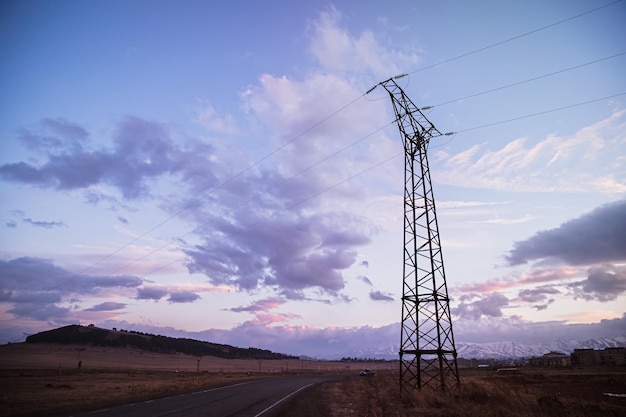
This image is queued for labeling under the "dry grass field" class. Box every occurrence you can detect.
[0,342,375,416]
[315,368,626,417]
[2,342,625,417]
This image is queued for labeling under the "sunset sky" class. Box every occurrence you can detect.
[1,0,625,358]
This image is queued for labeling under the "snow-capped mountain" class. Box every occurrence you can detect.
[336,335,626,360]
[456,335,626,359]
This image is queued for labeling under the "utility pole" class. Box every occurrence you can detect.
[375,76,460,392]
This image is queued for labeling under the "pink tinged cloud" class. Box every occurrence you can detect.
[455,278,516,294]
[456,267,584,294]
[518,267,584,284]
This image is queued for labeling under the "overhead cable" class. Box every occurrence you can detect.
[430,51,626,109]
[406,0,623,76]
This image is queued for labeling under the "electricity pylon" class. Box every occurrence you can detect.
[375,76,460,392]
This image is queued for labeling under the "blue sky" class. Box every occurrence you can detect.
[1,0,625,358]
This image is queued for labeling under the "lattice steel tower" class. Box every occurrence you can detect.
[377,76,460,392]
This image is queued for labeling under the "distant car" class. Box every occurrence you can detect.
[359,369,376,376]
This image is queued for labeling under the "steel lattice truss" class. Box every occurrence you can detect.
[380,77,460,392]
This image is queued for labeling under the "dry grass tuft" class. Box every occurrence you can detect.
[325,369,626,417]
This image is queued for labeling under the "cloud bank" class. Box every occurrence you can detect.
[505,199,626,266]
[1,5,623,360]
[0,257,142,320]
[0,117,220,199]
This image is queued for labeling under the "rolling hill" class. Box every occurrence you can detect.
[25,324,296,360]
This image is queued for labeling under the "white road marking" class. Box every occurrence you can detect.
[254,383,314,417]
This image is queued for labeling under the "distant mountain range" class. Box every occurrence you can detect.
[335,336,626,360]
[456,336,626,359]
[24,325,626,361]
[26,325,297,360]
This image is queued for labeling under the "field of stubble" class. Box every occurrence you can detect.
[0,342,367,416]
[310,368,626,417]
[1,343,625,417]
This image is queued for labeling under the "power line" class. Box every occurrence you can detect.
[16,88,617,322]
[77,93,366,275]
[77,0,623,277]
[429,52,626,109]
[92,46,626,277]
[5,111,380,320]
[451,92,626,134]
[19,0,623,316]
[141,152,404,280]
[103,122,396,277]
[405,0,624,76]
[116,90,626,277]
[368,52,626,113]
[16,93,369,319]
[139,92,626,280]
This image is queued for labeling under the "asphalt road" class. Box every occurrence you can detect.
[64,375,343,417]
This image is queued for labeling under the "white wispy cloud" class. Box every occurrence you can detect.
[195,102,239,134]
[308,6,406,78]
[433,109,626,193]
[481,214,534,225]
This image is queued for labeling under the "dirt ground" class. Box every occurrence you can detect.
[2,343,625,417]
[0,343,372,416]
[269,368,626,417]
[0,342,354,374]
[0,368,269,416]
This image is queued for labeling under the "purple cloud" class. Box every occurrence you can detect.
[8,303,71,321]
[0,117,220,199]
[19,118,88,153]
[136,287,168,301]
[568,264,626,302]
[532,300,554,311]
[357,275,373,286]
[518,286,560,303]
[452,292,509,320]
[23,218,66,228]
[505,199,626,266]
[40,117,89,141]
[0,257,142,320]
[168,291,201,303]
[369,290,394,301]
[185,210,369,298]
[4,112,375,306]
[228,297,286,313]
[85,302,126,312]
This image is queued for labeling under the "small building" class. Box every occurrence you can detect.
[529,351,571,368]
[572,347,626,367]
[572,348,600,366]
[599,347,626,366]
